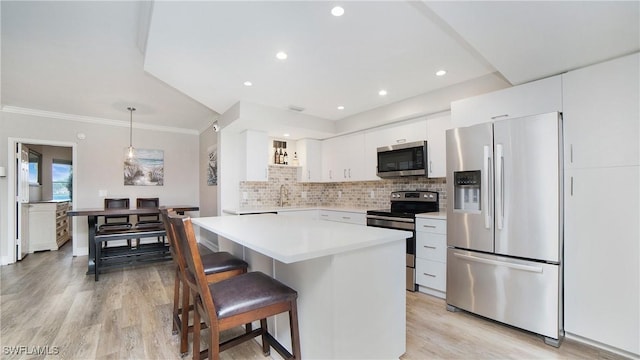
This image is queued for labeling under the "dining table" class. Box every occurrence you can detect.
[68,205,199,277]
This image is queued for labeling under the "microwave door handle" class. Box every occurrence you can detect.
[495,143,504,230]
[483,145,491,229]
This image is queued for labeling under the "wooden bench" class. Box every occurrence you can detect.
[94,226,169,281]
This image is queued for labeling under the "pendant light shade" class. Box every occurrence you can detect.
[127,106,136,158]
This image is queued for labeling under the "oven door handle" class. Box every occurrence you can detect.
[366,215,415,223]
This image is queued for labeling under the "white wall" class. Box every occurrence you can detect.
[1,110,200,263]
[198,125,219,249]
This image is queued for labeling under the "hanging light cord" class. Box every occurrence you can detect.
[127,106,136,150]
[126,107,136,159]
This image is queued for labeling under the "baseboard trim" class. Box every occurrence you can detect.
[565,332,639,359]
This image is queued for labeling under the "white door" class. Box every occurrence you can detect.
[16,144,30,260]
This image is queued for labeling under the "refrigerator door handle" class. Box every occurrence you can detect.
[483,145,492,229]
[495,143,504,230]
[453,253,544,273]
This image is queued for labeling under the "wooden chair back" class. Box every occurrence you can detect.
[167,213,219,331]
[136,197,160,223]
[104,198,130,225]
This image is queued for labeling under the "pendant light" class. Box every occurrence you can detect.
[127,106,136,159]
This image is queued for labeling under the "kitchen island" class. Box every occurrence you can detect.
[191,213,411,359]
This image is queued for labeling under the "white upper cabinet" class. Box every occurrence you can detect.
[239,129,269,181]
[562,53,639,169]
[363,119,428,181]
[451,75,562,127]
[296,138,322,182]
[322,133,365,182]
[425,113,453,178]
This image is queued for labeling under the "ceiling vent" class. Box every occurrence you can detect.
[288,105,305,112]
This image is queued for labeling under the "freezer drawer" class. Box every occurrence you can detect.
[446,249,561,340]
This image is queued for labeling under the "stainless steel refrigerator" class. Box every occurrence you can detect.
[445,112,563,346]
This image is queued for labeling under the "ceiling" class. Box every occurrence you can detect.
[2,1,638,134]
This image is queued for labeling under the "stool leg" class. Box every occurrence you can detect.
[180,280,190,356]
[260,318,270,356]
[289,299,301,359]
[172,267,180,335]
[192,298,201,360]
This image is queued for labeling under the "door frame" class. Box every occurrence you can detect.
[4,137,78,265]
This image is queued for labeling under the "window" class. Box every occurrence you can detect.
[28,149,42,184]
[52,160,72,201]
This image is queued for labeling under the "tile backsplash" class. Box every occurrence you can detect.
[239,165,447,210]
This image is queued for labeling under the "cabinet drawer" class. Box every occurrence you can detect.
[416,233,446,261]
[416,218,446,234]
[319,211,366,225]
[416,258,446,291]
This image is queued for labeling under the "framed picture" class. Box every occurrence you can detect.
[124,148,164,186]
[207,146,217,186]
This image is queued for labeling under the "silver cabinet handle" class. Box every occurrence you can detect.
[570,176,574,196]
[396,139,406,144]
[342,216,351,220]
[423,245,436,249]
[308,170,311,180]
[344,169,347,178]
[329,170,332,179]
[495,143,504,230]
[483,145,492,229]
[423,273,436,277]
[422,225,436,228]
[491,114,509,120]
[570,144,573,163]
[429,161,433,174]
[348,169,351,178]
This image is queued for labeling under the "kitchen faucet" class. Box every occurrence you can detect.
[279,184,289,207]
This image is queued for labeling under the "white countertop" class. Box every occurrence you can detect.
[223,206,368,215]
[415,211,447,220]
[192,214,411,264]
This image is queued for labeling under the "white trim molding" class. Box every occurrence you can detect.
[2,106,199,135]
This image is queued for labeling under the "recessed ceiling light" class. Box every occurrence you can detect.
[276,51,288,60]
[436,70,447,77]
[243,81,253,86]
[378,89,388,96]
[283,133,290,137]
[331,6,345,17]
[337,105,345,110]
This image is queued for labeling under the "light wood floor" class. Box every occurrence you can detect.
[0,243,629,360]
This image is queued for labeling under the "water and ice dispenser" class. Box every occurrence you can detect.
[453,171,481,212]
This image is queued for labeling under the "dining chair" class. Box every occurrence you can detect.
[160,208,249,357]
[167,212,301,360]
[100,198,132,247]
[135,197,164,246]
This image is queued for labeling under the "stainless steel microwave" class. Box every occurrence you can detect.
[376,140,428,178]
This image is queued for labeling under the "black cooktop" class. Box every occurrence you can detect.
[367,190,439,218]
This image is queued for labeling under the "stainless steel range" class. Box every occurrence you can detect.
[366,190,439,291]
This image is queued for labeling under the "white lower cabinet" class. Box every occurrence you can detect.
[318,210,366,225]
[278,209,319,219]
[415,217,447,298]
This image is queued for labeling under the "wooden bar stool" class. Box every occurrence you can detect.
[160,208,249,357]
[167,213,301,360]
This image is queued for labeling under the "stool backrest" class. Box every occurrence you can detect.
[137,197,160,223]
[160,208,184,270]
[167,213,218,329]
[104,198,130,224]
